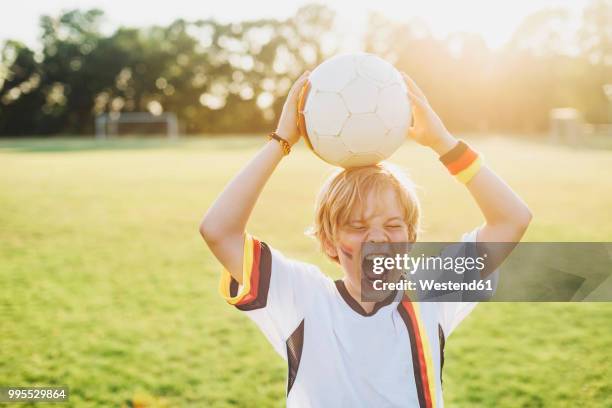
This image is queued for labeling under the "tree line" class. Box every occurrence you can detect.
[0,1,610,137]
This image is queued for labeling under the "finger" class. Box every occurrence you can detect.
[406,87,427,110]
[401,72,428,103]
[287,76,309,103]
[406,125,418,141]
[291,71,310,92]
[401,72,425,99]
[281,73,310,115]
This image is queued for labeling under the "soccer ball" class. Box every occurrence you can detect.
[297,53,411,168]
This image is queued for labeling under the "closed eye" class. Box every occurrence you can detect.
[348,224,366,231]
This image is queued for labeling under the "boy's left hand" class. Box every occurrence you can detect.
[401,72,457,156]
[275,71,310,146]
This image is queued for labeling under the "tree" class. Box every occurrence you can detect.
[579,0,612,123]
[0,41,46,135]
[0,5,337,136]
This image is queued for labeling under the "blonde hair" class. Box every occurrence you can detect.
[307,163,420,263]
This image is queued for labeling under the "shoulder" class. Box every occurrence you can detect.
[267,244,332,289]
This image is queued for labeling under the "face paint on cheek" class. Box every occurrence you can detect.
[339,244,353,260]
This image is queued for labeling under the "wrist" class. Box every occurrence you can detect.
[430,132,458,156]
[439,139,483,185]
[275,128,297,146]
[266,138,285,156]
[268,131,291,156]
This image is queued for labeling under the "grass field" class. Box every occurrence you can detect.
[1,135,611,407]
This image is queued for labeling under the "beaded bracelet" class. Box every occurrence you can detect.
[439,140,483,184]
[267,132,291,156]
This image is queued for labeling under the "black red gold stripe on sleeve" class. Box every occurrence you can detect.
[219,234,271,311]
[230,238,261,302]
[235,241,271,311]
[220,234,256,304]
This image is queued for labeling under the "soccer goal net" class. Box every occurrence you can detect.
[95,112,179,139]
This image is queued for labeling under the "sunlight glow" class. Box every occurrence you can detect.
[0,0,588,51]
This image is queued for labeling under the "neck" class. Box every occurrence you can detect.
[343,277,376,314]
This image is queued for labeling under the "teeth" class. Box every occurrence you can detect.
[365,253,388,261]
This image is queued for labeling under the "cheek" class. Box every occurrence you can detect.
[337,234,363,261]
[392,229,410,241]
[339,244,353,260]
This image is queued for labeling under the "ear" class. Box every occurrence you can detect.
[323,238,338,259]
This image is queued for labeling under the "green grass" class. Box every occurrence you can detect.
[1,135,611,407]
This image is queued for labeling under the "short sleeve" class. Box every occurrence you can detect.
[437,227,499,337]
[219,233,323,358]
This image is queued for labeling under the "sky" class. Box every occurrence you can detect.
[0,0,588,51]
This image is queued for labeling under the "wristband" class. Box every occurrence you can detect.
[439,140,483,184]
[267,132,291,156]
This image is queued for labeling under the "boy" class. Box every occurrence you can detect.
[200,70,532,407]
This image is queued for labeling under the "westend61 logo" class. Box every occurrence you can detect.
[371,253,487,275]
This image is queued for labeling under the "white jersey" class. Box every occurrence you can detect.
[219,229,486,408]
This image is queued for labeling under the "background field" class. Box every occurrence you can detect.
[1,136,611,407]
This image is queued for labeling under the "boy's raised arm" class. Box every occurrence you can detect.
[401,73,532,269]
[199,71,309,283]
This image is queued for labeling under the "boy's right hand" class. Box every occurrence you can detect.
[401,72,457,156]
[275,71,310,146]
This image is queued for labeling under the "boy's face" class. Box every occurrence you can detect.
[325,186,410,293]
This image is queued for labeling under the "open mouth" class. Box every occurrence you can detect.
[361,252,393,282]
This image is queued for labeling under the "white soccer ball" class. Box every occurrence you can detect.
[298,53,411,168]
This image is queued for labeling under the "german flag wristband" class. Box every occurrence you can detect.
[439,140,483,184]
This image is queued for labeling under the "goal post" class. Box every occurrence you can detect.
[549,108,582,145]
[95,112,179,139]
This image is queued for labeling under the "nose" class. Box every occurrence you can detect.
[367,227,389,243]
